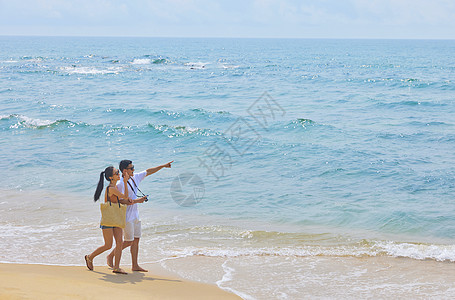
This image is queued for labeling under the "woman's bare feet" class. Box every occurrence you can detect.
[113,268,128,274]
[132,265,148,272]
[106,254,114,268]
[84,255,93,271]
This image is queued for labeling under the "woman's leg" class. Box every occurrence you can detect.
[112,227,126,273]
[88,228,114,261]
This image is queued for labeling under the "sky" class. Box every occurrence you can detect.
[0,0,454,39]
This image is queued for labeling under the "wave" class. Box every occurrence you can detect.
[348,77,452,90]
[283,118,317,130]
[3,112,315,138]
[131,57,169,65]
[1,114,87,129]
[0,114,14,120]
[405,121,452,127]
[20,56,46,63]
[1,113,221,138]
[359,64,401,69]
[221,64,240,69]
[190,108,232,115]
[375,100,447,108]
[131,58,151,65]
[2,55,243,76]
[373,241,455,261]
[164,245,376,258]
[59,66,122,75]
[0,88,13,94]
[104,107,234,121]
[2,114,53,127]
[162,239,455,262]
[147,123,220,137]
[152,58,168,64]
[377,132,427,140]
[160,232,455,262]
[149,225,455,262]
[131,59,237,69]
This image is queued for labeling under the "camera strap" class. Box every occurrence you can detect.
[127,178,146,198]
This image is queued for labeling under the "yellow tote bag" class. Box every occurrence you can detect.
[100,201,127,228]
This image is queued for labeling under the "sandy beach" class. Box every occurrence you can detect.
[0,263,240,300]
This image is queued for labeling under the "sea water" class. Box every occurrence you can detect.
[1,37,455,298]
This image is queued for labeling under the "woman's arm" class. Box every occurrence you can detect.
[109,188,133,205]
[118,198,133,205]
[113,172,132,204]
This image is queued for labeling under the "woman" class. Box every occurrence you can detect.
[84,166,133,274]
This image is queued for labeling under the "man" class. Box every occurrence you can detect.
[107,159,173,272]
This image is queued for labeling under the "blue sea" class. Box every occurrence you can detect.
[1,36,455,298]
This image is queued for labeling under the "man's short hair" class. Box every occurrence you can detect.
[119,160,132,172]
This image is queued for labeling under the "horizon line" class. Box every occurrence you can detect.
[0,34,454,41]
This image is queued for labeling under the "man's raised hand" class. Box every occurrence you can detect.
[163,161,174,168]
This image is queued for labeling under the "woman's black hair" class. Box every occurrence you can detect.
[94,166,114,202]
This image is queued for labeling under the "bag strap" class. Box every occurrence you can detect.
[106,186,121,208]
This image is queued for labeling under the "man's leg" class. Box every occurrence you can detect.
[107,240,133,268]
[131,237,147,272]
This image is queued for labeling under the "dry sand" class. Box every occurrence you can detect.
[0,263,241,300]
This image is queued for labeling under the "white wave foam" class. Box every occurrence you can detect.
[10,115,54,128]
[151,124,209,137]
[163,245,378,258]
[3,223,72,234]
[61,66,122,75]
[374,241,455,262]
[131,58,151,65]
[216,260,256,300]
[0,60,19,63]
[221,64,240,69]
[217,260,234,286]
[162,242,455,262]
[176,126,200,134]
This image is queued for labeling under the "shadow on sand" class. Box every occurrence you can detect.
[91,269,182,285]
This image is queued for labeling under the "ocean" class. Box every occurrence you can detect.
[1,36,455,298]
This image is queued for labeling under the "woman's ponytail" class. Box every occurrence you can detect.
[93,166,114,201]
[94,171,105,202]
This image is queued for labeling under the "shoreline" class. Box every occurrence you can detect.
[3,255,455,299]
[0,262,241,300]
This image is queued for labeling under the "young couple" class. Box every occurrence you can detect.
[85,159,173,274]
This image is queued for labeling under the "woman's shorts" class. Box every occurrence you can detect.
[100,225,116,229]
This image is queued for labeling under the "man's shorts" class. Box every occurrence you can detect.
[124,219,141,242]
